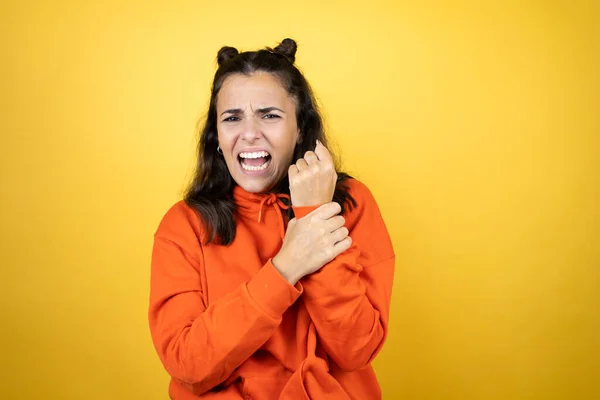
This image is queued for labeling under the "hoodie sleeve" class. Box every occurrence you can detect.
[148,202,302,395]
[292,180,395,371]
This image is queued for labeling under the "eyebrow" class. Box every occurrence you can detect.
[220,107,285,117]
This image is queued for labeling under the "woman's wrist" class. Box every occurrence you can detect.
[272,254,299,285]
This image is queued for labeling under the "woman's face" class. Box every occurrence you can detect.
[216,72,300,193]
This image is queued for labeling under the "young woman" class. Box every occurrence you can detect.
[149,38,395,399]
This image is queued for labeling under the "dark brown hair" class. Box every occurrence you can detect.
[185,38,355,245]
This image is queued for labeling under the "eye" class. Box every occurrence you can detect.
[263,114,281,120]
[223,116,240,122]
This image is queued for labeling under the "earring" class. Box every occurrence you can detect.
[217,145,223,155]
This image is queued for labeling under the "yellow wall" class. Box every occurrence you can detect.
[1,0,598,398]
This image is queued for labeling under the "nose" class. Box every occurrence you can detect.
[240,118,262,143]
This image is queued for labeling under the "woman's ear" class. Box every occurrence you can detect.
[297,130,303,144]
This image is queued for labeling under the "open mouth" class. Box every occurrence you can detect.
[238,151,272,172]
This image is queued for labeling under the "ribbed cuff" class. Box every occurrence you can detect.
[246,259,303,319]
[292,205,321,219]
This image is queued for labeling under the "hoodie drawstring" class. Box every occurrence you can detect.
[257,193,291,239]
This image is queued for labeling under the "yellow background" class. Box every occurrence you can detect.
[1,0,598,399]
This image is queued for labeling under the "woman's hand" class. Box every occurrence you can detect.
[272,202,351,285]
[289,140,337,207]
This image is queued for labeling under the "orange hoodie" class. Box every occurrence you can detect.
[149,178,395,399]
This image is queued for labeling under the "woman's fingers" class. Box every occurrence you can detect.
[314,140,333,164]
[303,151,319,165]
[326,215,346,232]
[332,235,352,254]
[314,202,342,220]
[296,158,309,171]
[288,164,298,178]
[331,226,349,243]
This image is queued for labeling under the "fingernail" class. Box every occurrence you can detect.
[316,140,322,146]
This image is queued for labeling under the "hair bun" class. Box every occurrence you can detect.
[217,46,239,66]
[273,38,297,63]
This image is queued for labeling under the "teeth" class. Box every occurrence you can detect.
[241,159,271,172]
[239,151,270,159]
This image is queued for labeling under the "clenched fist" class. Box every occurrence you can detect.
[288,140,337,207]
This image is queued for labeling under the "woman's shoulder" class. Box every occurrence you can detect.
[154,200,205,246]
[342,177,379,209]
[341,177,388,227]
[342,177,395,262]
